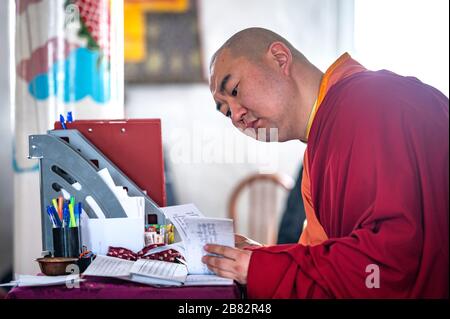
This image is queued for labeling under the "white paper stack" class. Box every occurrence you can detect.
[79,167,146,255]
[98,167,145,219]
[0,274,84,287]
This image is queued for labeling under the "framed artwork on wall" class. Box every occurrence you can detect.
[124,0,205,83]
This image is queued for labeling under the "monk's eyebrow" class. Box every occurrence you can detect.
[220,74,231,93]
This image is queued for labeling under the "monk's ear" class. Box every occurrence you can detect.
[268,41,292,75]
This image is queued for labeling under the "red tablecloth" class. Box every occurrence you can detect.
[6,276,242,299]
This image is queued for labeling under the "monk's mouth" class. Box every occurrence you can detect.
[245,119,259,129]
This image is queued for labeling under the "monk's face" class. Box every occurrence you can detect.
[209,49,297,142]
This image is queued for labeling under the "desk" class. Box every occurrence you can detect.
[6,277,242,299]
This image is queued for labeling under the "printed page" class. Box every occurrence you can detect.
[160,204,205,241]
[183,217,235,275]
[82,255,134,278]
[142,242,186,257]
[129,274,183,287]
[184,274,234,286]
[130,258,188,283]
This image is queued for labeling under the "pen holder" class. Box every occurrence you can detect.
[52,227,80,258]
[52,228,65,257]
[65,227,80,258]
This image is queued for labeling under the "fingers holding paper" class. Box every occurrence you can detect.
[202,244,252,284]
[234,233,263,249]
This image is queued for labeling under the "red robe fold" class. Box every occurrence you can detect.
[247,70,449,298]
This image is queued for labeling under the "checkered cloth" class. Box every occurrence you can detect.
[107,244,184,263]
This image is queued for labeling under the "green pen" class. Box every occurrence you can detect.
[69,196,76,227]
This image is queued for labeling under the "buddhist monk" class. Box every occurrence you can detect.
[202,28,449,298]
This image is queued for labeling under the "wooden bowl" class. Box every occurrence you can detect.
[36,257,79,276]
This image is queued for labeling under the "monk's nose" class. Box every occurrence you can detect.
[229,102,246,125]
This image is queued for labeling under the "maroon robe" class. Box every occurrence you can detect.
[247,69,449,298]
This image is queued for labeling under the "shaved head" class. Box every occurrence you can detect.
[209,27,323,142]
[210,27,307,70]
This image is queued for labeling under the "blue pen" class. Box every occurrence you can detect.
[63,201,70,227]
[59,114,67,129]
[50,205,62,227]
[46,206,57,228]
[67,111,73,123]
[75,202,82,226]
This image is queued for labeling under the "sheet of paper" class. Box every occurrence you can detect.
[98,167,117,191]
[129,274,183,287]
[81,215,145,255]
[0,274,84,287]
[184,274,233,286]
[98,167,145,218]
[119,195,145,219]
[82,255,134,278]
[183,217,235,275]
[130,259,187,283]
[142,242,186,257]
[160,204,205,241]
[85,195,106,219]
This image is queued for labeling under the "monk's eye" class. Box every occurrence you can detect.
[231,85,238,97]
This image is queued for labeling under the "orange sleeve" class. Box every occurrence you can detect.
[298,150,328,246]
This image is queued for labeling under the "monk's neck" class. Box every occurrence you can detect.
[292,63,323,143]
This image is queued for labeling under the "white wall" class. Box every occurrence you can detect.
[125,0,349,221]
[353,0,449,97]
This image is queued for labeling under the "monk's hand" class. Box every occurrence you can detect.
[234,233,263,249]
[202,244,252,284]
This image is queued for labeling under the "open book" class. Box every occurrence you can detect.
[83,203,235,286]
[83,255,233,286]
[158,204,235,275]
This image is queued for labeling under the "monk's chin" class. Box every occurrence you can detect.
[241,126,282,142]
